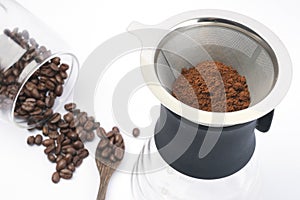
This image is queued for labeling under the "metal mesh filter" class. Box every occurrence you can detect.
[155,20,278,107]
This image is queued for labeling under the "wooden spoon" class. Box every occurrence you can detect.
[95,131,125,200]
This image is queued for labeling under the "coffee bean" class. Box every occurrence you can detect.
[96,127,106,138]
[21,100,35,112]
[101,147,112,158]
[65,153,73,164]
[93,122,100,129]
[62,138,71,146]
[115,134,123,146]
[44,109,53,118]
[44,144,55,154]
[110,154,117,162]
[132,128,140,138]
[48,154,56,163]
[65,147,76,156]
[45,96,55,108]
[67,163,76,172]
[48,131,59,139]
[98,139,109,150]
[83,120,94,131]
[50,113,61,124]
[56,155,63,163]
[60,169,73,180]
[86,132,95,142]
[58,121,69,129]
[69,119,79,129]
[55,85,63,97]
[73,141,84,150]
[51,57,60,65]
[64,103,76,112]
[73,156,82,167]
[31,107,42,116]
[112,126,119,133]
[56,159,67,171]
[52,172,60,184]
[60,128,70,134]
[63,112,74,123]
[60,64,69,72]
[27,136,35,146]
[67,131,78,141]
[42,139,54,147]
[78,149,89,159]
[50,63,59,72]
[34,134,43,145]
[114,147,125,160]
[48,123,58,130]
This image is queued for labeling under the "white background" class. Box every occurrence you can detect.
[0,0,299,199]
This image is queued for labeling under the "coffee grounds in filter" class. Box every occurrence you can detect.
[172,61,251,112]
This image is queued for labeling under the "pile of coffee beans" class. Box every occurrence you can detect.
[172,61,251,112]
[27,103,94,183]
[0,28,69,128]
[96,126,125,165]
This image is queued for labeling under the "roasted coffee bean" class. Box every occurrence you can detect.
[31,107,42,116]
[101,147,112,158]
[115,134,123,146]
[27,136,35,146]
[110,154,117,162]
[56,159,67,171]
[56,155,64,163]
[76,126,83,134]
[42,139,54,147]
[42,125,49,136]
[83,120,94,131]
[65,153,73,164]
[93,122,100,129]
[73,156,82,167]
[69,119,79,129]
[96,127,106,138]
[73,141,84,150]
[44,109,53,118]
[78,149,89,159]
[31,88,40,99]
[60,169,72,180]
[114,147,125,160]
[44,144,55,154]
[63,112,74,123]
[98,139,109,150]
[55,144,62,155]
[50,113,61,124]
[48,154,56,163]
[67,163,76,172]
[60,128,70,134]
[21,100,36,112]
[52,172,60,184]
[55,74,64,84]
[64,103,76,111]
[62,138,71,146]
[51,57,60,65]
[112,126,119,133]
[55,85,63,96]
[79,115,87,125]
[48,131,59,139]
[45,96,55,108]
[60,64,69,72]
[48,123,58,130]
[132,128,140,138]
[58,120,69,129]
[36,100,46,108]
[86,132,95,142]
[78,131,87,142]
[34,134,43,145]
[50,63,59,72]
[65,147,76,156]
[67,131,78,141]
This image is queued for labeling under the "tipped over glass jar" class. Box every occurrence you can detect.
[0,0,79,129]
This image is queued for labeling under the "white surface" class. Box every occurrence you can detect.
[0,0,299,200]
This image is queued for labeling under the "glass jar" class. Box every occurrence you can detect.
[0,0,79,128]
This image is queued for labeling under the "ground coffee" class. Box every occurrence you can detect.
[172,61,250,112]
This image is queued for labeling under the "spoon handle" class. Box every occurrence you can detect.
[97,164,114,200]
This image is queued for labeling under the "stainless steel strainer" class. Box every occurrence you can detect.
[131,9,292,127]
